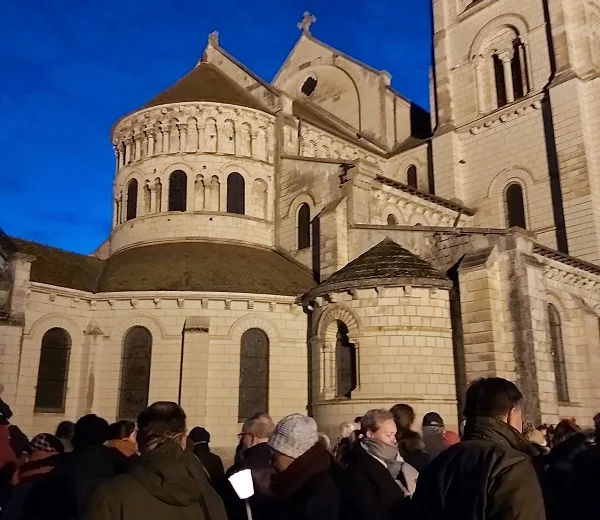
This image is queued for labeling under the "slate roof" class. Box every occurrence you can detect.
[140,62,269,112]
[9,239,315,296]
[11,239,105,293]
[303,238,450,299]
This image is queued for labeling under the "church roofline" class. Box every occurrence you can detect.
[533,243,600,278]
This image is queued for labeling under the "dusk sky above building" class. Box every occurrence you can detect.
[0,0,432,254]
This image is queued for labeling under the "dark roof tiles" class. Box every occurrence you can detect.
[10,239,315,297]
[304,238,449,299]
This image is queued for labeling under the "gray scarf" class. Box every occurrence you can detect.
[362,438,403,479]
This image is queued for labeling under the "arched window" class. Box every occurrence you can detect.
[118,326,152,421]
[548,304,569,403]
[494,55,508,108]
[227,172,245,215]
[168,170,187,211]
[126,179,138,221]
[238,328,269,422]
[336,321,357,398]
[297,203,311,250]
[506,183,527,229]
[407,165,418,188]
[387,214,398,226]
[34,328,71,413]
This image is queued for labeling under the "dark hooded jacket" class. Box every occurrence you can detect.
[84,440,227,520]
[270,442,340,520]
[410,416,545,520]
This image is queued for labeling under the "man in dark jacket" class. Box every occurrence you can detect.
[411,377,545,520]
[218,413,276,520]
[189,426,224,484]
[24,414,127,520]
[85,402,227,520]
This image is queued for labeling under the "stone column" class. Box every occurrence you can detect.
[178,123,187,153]
[475,57,486,113]
[147,132,155,156]
[499,50,515,104]
[162,125,170,154]
[148,184,156,214]
[134,133,142,161]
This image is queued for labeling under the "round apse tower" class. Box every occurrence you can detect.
[109,60,276,254]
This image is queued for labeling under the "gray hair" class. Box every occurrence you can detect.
[242,413,275,439]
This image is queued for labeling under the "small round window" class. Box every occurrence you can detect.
[301,76,318,96]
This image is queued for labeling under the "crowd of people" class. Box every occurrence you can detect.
[0,377,598,520]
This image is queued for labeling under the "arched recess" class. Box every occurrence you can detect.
[547,303,570,403]
[168,170,187,211]
[34,327,72,413]
[381,204,406,226]
[488,167,534,227]
[126,179,138,221]
[238,328,270,422]
[227,172,245,214]
[229,313,280,344]
[317,305,361,346]
[252,178,268,220]
[409,213,430,226]
[406,165,418,188]
[285,192,316,219]
[297,203,311,250]
[505,182,527,228]
[469,14,530,59]
[118,326,152,421]
[109,312,167,342]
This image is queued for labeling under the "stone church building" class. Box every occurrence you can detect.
[2,0,600,446]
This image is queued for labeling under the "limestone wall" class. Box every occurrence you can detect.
[7,284,308,449]
[309,287,457,439]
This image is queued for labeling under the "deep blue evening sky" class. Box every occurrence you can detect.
[0,0,432,254]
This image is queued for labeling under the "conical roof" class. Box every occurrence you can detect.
[140,62,268,111]
[303,238,449,299]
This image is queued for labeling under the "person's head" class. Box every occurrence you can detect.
[239,413,275,449]
[552,418,581,446]
[422,412,445,430]
[107,420,136,443]
[536,424,548,437]
[361,409,397,446]
[526,429,547,448]
[317,432,331,451]
[137,401,187,452]
[390,404,415,432]
[73,414,110,449]
[268,414,318,473]
[55,421,75,441]
[339,422,358,440]
[463,377,524,432]
[189,426,210,445]
[593,413,600,441]
[29,433,64,455]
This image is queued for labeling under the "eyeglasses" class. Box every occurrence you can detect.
[237,432,253,440]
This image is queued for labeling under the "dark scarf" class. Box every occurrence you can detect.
[271,442,330,499]
[361,439,403,479]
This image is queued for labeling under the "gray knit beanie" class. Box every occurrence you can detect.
[268,414,318,459]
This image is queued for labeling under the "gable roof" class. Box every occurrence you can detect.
[303,238,450,299]
[9,238,315,297]
[140,62,270,112]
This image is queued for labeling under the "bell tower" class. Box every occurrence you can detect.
[430,0,600,263]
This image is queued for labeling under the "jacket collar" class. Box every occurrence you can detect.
[463,416,538,456]
[271,443,330,499]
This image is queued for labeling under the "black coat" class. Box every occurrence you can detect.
[23,445,129,520]
[270,443,340,520]
[192,443,225,484]
[218,442,275,520]
[342,443,409,520]
[410,416,545,520]
[570,442,600,517]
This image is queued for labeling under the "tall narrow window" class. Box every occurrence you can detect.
[506,183,527,229]
[118,326,152,421]
[298,203,311,250]
[168,170,187,211]
[494,55,507,108]
[126,179,138,221]
[227,172,245,215]
[548,304,569,403]
[407,165,418,188]
[512,41,525,100]
[238,328,269,422]
[34,328,71,413]
[336,321,357,398]
[387,214,398,226]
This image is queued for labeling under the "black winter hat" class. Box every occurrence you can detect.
[422,412,444,428]
[189,426,210,444]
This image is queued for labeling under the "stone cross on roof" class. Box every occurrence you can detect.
[208,31,219,46]
[297,12,316,34]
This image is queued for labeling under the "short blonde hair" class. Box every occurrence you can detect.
[360,409,394,435]
[339,422,358,439]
